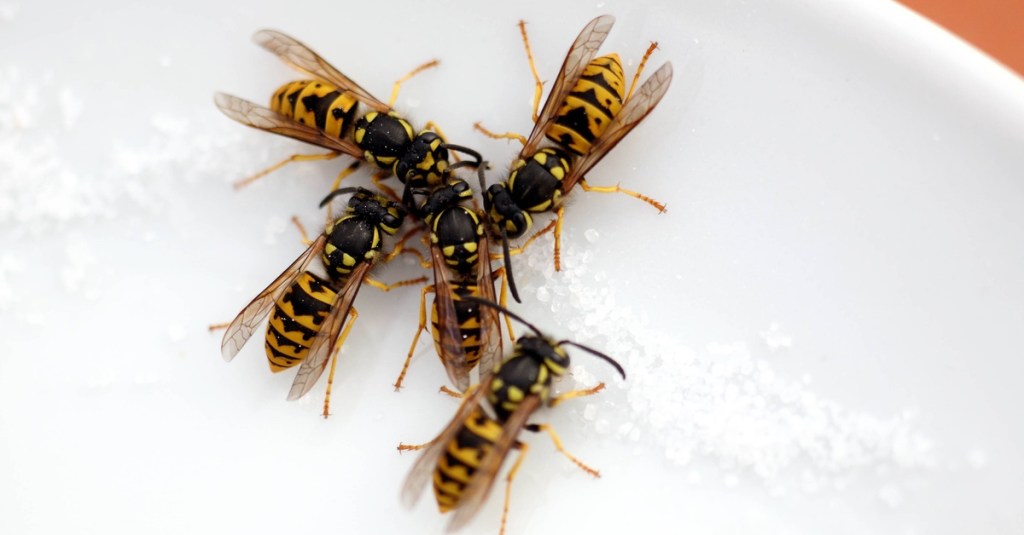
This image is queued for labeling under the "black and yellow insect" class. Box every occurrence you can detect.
[477,15,674,271]
[220,187,422,416]
[392,178,516,392]
[400,298,626,533]
[215,29,481,200]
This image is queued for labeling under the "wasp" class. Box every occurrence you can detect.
[392,172,518,392]
[400,298,626,533]
[476,15,674,271]
[215,29,482,205]
[219,186,424,417]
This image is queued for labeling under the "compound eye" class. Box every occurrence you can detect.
[513,212,529,232]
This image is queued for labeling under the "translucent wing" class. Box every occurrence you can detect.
[286,262,371,401]
[253,29,390,113]
[430,242,471,392]
[561,61,673,192]
[400,383,490,509]
[447,395,542,532]
[214,92,363,158]
[522,15,615,156]
[221,234,327,361]
[473,232,503,380]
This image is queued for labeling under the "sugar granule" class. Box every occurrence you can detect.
[1,69,113,233]
[516,229,939,493]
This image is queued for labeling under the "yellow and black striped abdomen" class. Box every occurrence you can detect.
[432,407,504,512]
[430,284,486,370]
[264,272,339,372]
[271,80,359,139]
[545,54,626,155]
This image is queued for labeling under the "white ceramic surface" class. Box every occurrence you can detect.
[2,0,1023,533]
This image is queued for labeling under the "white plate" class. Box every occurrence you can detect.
[2,0,1023,533]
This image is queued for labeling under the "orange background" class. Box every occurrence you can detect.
[901,0,1024,75]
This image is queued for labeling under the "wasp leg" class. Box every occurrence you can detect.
[233,150,341,190]
[491,267,516,342]
[322,306,358,418]
[383,226,427,264]
[422,120,445,138]
[394,284,436,390]
[208,321,230,332]
[325,161,363,221]
[516,20,544,123]
[550,382,605,407]
[527,423,600,477]
[438,385,462,398]
[391,247,427,265]
[471,19,542,147]
[388,59,440,108]
[489,218,557,260]
[626,41,660,101]
[397,385,480,452]
[289,216,314,245]
[500,442,529,535]
[396,439,431,453]
[366,275,428,292]
[473,122,528,147]
[371,171,402,204]
[577,178,667,213]
[329,160,361,191]
[553,205,564,271]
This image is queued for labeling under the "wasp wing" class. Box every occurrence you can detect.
[214,92,363,158]
[521,15,615,156]
[430,242,471,392]
[286,262,371,401]
[561,61,673,192]
[221,234,328,361]
[400,382,491,509]
[447,395,542,532]
[253,29,391,113]
[473,232,503,380]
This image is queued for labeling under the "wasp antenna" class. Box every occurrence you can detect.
[400,181,420,217]
[462,296,542,337]
[318,186,363,208]
[448,159,475,172]
[557,340,626,380]
[476,164,492,213]
[442,143,484,168]
[501,228,522,303]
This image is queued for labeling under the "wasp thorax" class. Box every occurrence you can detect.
[420,179,473,223]
[354,111,414,169]
[506,148,570,213]
[395,131,450,188]
[323,217,380,278]
[487,337,566,421]
[433,206,482,276]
